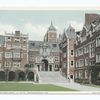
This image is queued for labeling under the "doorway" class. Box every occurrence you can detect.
[42,59,48,71]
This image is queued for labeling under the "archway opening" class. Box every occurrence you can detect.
[27,72,34,81]
[42,59,48,71]
[9,71,15,81]
[0,71,5,81]
[18,71,25,81]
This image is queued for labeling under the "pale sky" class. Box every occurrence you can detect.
[0,10,100,41]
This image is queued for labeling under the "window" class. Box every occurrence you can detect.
[79,59,84,67]
[79,48,83,56]
[90,42,95,57]
[96,54,100,63]
[85,58,88,66]
[0,63,1,68]
[5,52,12,58]
[96,36,100,47]
[13,44,21,49]
[5,62,11,67]
[84,45,89,54]
[75,71,78,78]
[71,50,74,55]
[85,70,88,79]
[55,57,59,62]
[76,60,79,67]
[31,42,35,46]
[13,62,20,67]
[71,61,74,66]
[13,53,20,58]
[52,44,57,47]
[0,53,2,60]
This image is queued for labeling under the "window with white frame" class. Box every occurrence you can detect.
[85,70,88,79]
[84,44,89,54]
[14,37,20,42]
[0,43,1,47]
[5,61,11,67]
[76,60,79,67]
[79,59,84,67]
[79,48,83,56]
[85,58,88,66]
[13,44,21,49]
[96,35,100,47]
[0,53,2,60]
[55,57,59,62]
[96,54,100,63]
[90,42,95,57]
[75,71,78,78]
[0,63,1,68]
[13,62,20,67]
[5,52,12,58]
[13,53,20,58]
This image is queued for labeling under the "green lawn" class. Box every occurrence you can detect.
[0,82,76,91]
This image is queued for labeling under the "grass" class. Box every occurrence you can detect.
[0,82,76,91]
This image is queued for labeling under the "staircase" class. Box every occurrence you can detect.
[39,71,68,83]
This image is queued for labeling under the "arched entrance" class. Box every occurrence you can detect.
[8,71,15,81]
[42,59,48,71]
[0,71,5,81]
[27,72,34,81]
[18,71,25,81]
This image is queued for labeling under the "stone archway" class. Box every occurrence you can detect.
[42,59,48,71]
[0,71,5,81]
[18,71,25,81]
[27,71,34,81]
[8,71,15,81]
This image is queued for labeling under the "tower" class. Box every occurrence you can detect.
[44,21,57,42]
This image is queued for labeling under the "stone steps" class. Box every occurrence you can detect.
[39,71,68,83]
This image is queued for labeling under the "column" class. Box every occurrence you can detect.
[34,73,37,82]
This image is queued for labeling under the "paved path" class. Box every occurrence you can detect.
[49,82,100,91]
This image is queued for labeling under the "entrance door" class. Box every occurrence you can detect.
[49,65,52,71]
[42,59,48,71]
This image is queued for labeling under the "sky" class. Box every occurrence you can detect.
[0,10,100,41]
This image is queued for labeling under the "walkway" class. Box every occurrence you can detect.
[50,82,100,91]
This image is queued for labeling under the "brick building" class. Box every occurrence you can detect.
[59,25,76,80]
[28,22,60,72]
[0,31,32,81]
[74,13,100,84]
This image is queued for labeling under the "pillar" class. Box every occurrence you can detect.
[34,73,36,82]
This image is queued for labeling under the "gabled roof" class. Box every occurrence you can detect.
[62,25,76,38]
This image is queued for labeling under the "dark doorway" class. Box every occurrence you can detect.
[37,65,40,71]
[70,75,73,79]
[0,71,5,81]
[9,71,15,81]
[49,65,52,71]
[42,59,48,71]
[18,71,25,81]
[27,72,34,81]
